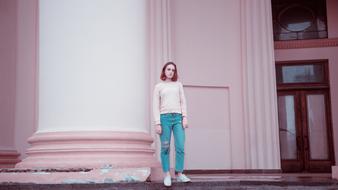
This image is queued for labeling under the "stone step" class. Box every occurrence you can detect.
[1,179,338,190]
[1,173,338,189]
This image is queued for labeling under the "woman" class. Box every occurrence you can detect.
[153,62,191,187]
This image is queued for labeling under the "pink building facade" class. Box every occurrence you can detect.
[0,0,338,182]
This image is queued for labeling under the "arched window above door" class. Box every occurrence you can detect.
[272,0,328,41]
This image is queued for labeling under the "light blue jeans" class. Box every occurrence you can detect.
[160,113,185,173]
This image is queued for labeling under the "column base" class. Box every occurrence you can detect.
[0,150,20,168]
[16,131,159,169]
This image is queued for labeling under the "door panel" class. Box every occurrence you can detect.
[306,94,329,160]
[277,90,334,172]
[278,95,297,160]
[302,90,333,172]
[277,91,303,172]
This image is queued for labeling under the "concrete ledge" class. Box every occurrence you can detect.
[332,166,338,179]
[1,176,338,190]
[0,167,150,184]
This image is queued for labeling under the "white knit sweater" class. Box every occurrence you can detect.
[152,81,187,125]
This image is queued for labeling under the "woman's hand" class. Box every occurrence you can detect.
[155,124,162,134]
[182,117,188,128]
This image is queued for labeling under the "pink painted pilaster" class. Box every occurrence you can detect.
[240,0,281,169]
[15,0,38,161]
[0,150,20,168]
[333,166,338,179]
[149,0,174,179]
[0,0,19,168]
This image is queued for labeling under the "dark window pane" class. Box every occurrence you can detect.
[272,0,328,41]
[276,64,324,84]
[279,5,314,32]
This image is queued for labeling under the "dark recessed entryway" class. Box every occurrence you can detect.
[276,60,335,173]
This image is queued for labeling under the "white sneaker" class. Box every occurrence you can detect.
[163,175,172,187]
[176,174,191,182]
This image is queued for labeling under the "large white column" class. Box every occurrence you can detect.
[240,0,281,169]
[16,0,158,170]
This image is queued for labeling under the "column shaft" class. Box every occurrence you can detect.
[16,0,158,170]
[240,0,281,169]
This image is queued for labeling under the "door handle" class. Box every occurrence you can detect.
[296,136,301,151]
[304,136,309,151]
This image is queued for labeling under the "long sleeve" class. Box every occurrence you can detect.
[153,85,161,125]
[179,82,188,117]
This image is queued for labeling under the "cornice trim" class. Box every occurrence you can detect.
[274,38,338,49]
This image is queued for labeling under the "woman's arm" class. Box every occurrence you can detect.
[179,82,188,118]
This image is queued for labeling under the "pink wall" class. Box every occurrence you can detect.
[171,0,245,169]
[327,0,338,38]
[0,0,17,151]
[14,0,37,159]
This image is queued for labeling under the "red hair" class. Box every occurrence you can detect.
[160,62,178,81]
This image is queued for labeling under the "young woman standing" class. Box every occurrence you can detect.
[153,62,191,187]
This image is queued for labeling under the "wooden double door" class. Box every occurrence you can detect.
[277,89,334,172]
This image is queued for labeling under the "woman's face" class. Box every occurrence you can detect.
[165,64,175,80]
